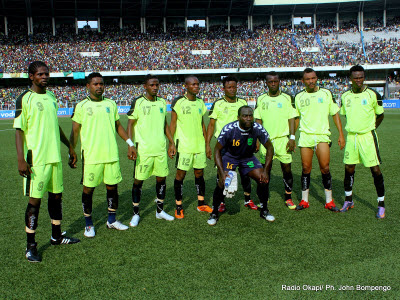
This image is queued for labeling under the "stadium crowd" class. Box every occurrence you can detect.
[0,17,399,73]
[0,77,350,110]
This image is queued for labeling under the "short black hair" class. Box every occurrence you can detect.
[222,75,238,87]
[87,72,103,84]
[184,75,198,84]
[349,65,365,76]
[303,68,316,77]
[28,61,48,75]
[266,71,279,80]
[144,74,159,84]
[238,105,253,116]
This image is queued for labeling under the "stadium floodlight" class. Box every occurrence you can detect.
[187,20,206,27]
[255,0,372,5]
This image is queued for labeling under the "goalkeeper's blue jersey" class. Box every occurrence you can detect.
[217,121,270,159]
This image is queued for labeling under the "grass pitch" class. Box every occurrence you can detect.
[0,112,399,299]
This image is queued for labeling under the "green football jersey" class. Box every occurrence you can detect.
[340,87,384,134]
[72,96,120,164]
[171,95,207,153]
[209,96,247,138]
[254,91,298,139]
[13,89,61,166]
[295,88,339,136]
[127,95,167,156]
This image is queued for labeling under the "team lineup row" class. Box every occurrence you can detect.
[14,61,385,263]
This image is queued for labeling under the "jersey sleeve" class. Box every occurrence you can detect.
[127,97,140,120]
[294,94,301,116]
[13,92,28,131]
[201,100,207,116]
[208,100,219,118]
[171,97,181,114]
[255,123,270,145]
[328,91,340,115]
[254,105,261,120]
[113,101,120,121]
[217,124,230,147]
[372,90,384,115]
[339,94,347,115]
[71,102,83,124]
[287,95,298,119]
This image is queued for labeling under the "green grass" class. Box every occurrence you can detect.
[1,112,399,299]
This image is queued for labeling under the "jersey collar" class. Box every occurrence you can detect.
[143,94,157,102]
[87,95,104,102]
[184,94,197,101]
[304,86,319,94]
[268,90,281,97]
[223,96,238,103]
[351,85,368,94]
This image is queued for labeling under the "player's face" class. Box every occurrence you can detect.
[238,108,254,130]
[185,77,200,95]
[87,77,104,97]
[30,66,50,89]
[144,79,160,97]
[302,71,318,91]
[350,71,365,90]
[223,81,237,99]
[266,75,280,94]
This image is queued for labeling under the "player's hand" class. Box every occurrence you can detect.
[128,146,137,160]
[18,159,32,178]
[287,139,296,153]
[206,144,212,160]
[255,140,260,153]
[338,134,345,150]
[168,143,176,159]
[260,170,269,184]
[68,147,78,168]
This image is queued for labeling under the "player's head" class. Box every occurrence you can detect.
[265,71,280,94]
[144,74,160,97]
[86,72,104,98]
[28,61,49,89]
[185,75,199,96]
[237,105,254,130]
[302,68,318,91]
[349,65,365,90]
[222,75,238,99]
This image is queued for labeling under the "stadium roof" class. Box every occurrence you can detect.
[1,0,399,19]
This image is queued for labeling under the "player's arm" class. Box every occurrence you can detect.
[169,110,177,137]
[60,125,77,168]
[205,118,216,160]
[287,117,296,152]
[115,120,135,160]
[214,141,227,188]
[165,118,176,159]
[332,113,345,150]
[126,118,138,160]
[261,139,273,184]
[376,113,384,129]
[15,129,31,177]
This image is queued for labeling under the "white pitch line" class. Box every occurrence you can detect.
[0,129,14,132]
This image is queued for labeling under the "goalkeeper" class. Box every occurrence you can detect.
[207,106,275,226]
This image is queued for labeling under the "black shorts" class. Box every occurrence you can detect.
[222,154,262,176]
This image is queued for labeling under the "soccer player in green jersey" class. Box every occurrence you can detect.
[14,61,80,263]
[206,75,257,212]
[295,68,345,212]
[254,71,299,209]
[127,75,176,226]
[70,72,135,237]
[170,75,212,219]
[339,65,386,218]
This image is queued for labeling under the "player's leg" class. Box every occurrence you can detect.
[296,147,313,210]
[155,176,174,221]
[25,197,41,262]
[315,142,339,211]
[82,163,102,234]
[208,172,225,226]
[340,164,356,212]
[371,165,385,219]
[130,178,143,227]
[281,162,295,209]
[241,173,257,210]
[175,169,187,218]
[195,168,212,213]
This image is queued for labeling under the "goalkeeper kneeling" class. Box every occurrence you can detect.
[207,106,275,226]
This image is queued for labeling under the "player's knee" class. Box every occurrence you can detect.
[320,165,330,175]
[194,169,204,178]
[25,203,40,231]
[175,170,186,181]
[107,189,119,210]
[370,166,382,177]
[195,176,205,196]
[48,193,62,220]
[82,192,93,215]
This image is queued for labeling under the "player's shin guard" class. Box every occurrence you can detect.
[48,193,63,221]
[195,176,205,197]
[372,173,385,207]
[212,185,224,215]
[107,189,118,223]
[322,172,333,203]
[283,171,293,200]
[257,182,270,211]
[301,172,311,202]
[344,170,355,201]
[156,180,166,200]
[174,179,184,201]
[25,203,40,232]
[82,192,93,216]
[132,182,143,215]
[241,174,252,202]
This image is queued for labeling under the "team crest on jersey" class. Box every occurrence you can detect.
[160,107,164,113]
[277,103,282,108]
[362,99,367,105]
[318,98,323,103]
[106,107,110,113]
[247,161,255,168]
[248,138,253,146]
